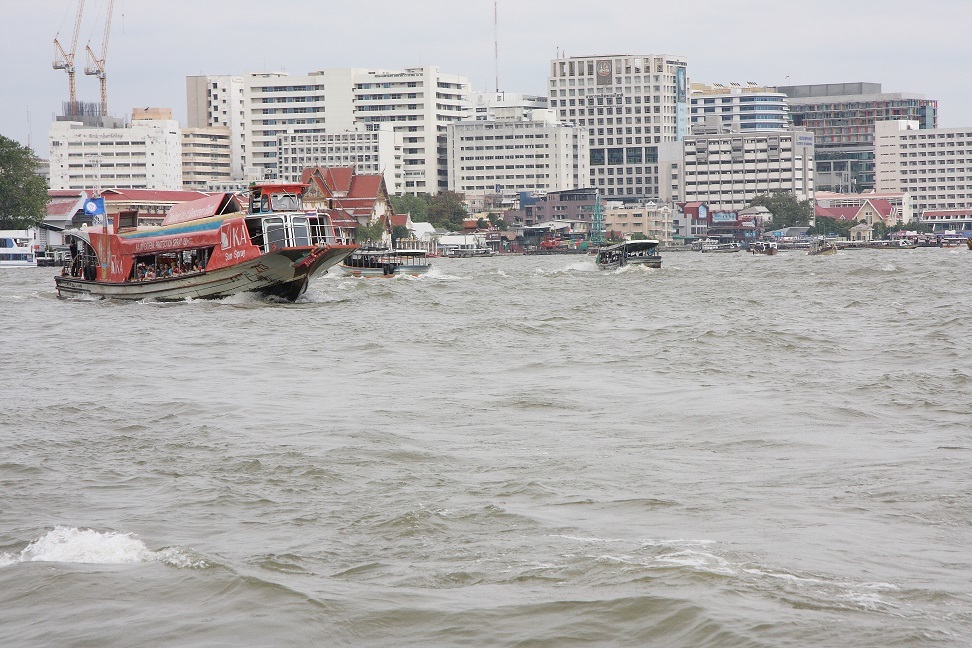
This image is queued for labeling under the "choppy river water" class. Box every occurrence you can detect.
[2,248,971,646]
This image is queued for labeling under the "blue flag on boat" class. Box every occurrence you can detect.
[83,197,106,216]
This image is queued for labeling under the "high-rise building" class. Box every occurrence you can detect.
[49,109,183,191]
[186,75,246,180]
[778,82,937,193]
[548,54,688,200]
[690,83,789,133]
[875,119,972,215]
[447,107,589,198]
[201,66,470,193]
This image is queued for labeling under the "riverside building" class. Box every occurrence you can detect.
[49,108,183,191]
[681,130,815,212]
[875,120,972,219]
[778,82,937,193]
[548,54,689,200]
[446,107,589,198]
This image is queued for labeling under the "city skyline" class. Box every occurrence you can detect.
[4,0,970,159]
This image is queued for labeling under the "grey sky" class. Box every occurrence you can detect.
[4,0,971,158]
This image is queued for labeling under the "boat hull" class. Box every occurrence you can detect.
[596,257,662,271]
[54,245,354,301]
[807,247,837,256]
[340,264,431,278]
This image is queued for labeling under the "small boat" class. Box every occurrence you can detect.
[750,240,778,256]
[447,246,496,258]
[691,238,720,252]
[0,231,37,267]
[701,242,742,253]
[807,240,837,256]
[54,184,357,301]
[340,247,432,278]
[595,239,662,270]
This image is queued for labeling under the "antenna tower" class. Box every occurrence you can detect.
[493,1,499,92]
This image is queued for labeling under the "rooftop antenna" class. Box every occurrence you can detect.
[493,0,499,93]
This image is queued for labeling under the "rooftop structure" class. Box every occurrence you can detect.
[690,82,789,133]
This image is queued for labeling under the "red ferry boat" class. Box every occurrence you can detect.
[55,184,357,301]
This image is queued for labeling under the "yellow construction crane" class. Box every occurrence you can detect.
[84,0,114,117]
[53,0,86,109]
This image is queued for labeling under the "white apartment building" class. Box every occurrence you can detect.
[49,110,183,191]
[182,127,233,191]
[603,201,674,244]
[186,75,246,180]
[447,108,589,197]
[548,53,688,200]
[875,120,972,214]
[275,127,405,194]
[233,66,469,192]
[682,130,815,211]
[690,83,789,133]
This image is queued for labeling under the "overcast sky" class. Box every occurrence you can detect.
[4,0,970,158]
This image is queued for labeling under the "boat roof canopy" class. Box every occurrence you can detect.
[603,240,659,251]
[162,193,243,226]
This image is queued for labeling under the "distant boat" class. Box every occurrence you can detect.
[701,242,742,253]
[750,240,778,256]
[808,240,837,256]
[340,247,431,278]
[0,230,37,267]
[54,184,357,301]
[447,246,495,258]
[595,239,662,270]
[691,238,720,252]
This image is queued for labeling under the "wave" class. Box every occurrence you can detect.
[0,526,207,569]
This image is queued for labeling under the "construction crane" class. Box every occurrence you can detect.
[53,0,86,110]
[84,0,114,117]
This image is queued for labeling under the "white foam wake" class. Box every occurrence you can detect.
[0,526,206,568]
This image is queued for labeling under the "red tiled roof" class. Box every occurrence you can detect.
[322,209,358,227]
[347,174,382,199]
[47,198,81,218]
[864,199,894,217]
[49,189,87,199]
[815,206,860,221]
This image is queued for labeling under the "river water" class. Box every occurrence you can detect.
[1,248,971,647]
